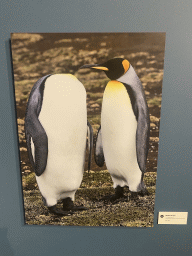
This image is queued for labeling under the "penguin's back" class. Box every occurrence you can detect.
[39,74,87,154]
[34,74,87,204]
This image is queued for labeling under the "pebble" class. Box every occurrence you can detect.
[20,147,27,152]
[150,123,156,127]
[136,60,144,66]
[17,119,25,125]
[150,115,159,122]
[91,103,100,108]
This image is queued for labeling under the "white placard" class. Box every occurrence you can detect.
[158,212,188,225]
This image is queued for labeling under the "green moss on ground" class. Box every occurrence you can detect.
[23,171,156,227]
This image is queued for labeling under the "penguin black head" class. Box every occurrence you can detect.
[80,58,130,80]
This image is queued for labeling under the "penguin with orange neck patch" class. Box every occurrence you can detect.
[80,58,150,200]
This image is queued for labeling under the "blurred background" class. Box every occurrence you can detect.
[11,32,165,227]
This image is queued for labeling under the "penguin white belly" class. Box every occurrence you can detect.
[32,74,87,206]
[101,81,142,191]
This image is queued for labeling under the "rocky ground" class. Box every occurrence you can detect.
[11,33,165,227]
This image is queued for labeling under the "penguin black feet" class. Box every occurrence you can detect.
[128,188,149,201]
[135,181,150,197]
[48,205,73,216]
[101,185,125,202]
[138,187,149,196]
[62,197,87,211]
[47,198,87,216]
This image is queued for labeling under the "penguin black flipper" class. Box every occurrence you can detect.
[135,106,150,174]
[87,121,93,171]
[123,83,150,173]
[25,74,51,176]
[94,125,105,167]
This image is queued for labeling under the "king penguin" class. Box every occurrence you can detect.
[80,57,150,201]
[25,74,93,215]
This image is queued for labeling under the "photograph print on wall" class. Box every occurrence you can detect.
[11,32,165,227]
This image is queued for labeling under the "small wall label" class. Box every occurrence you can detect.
[158,212,188,225]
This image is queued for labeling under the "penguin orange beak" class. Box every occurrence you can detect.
[80,64,109,71]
